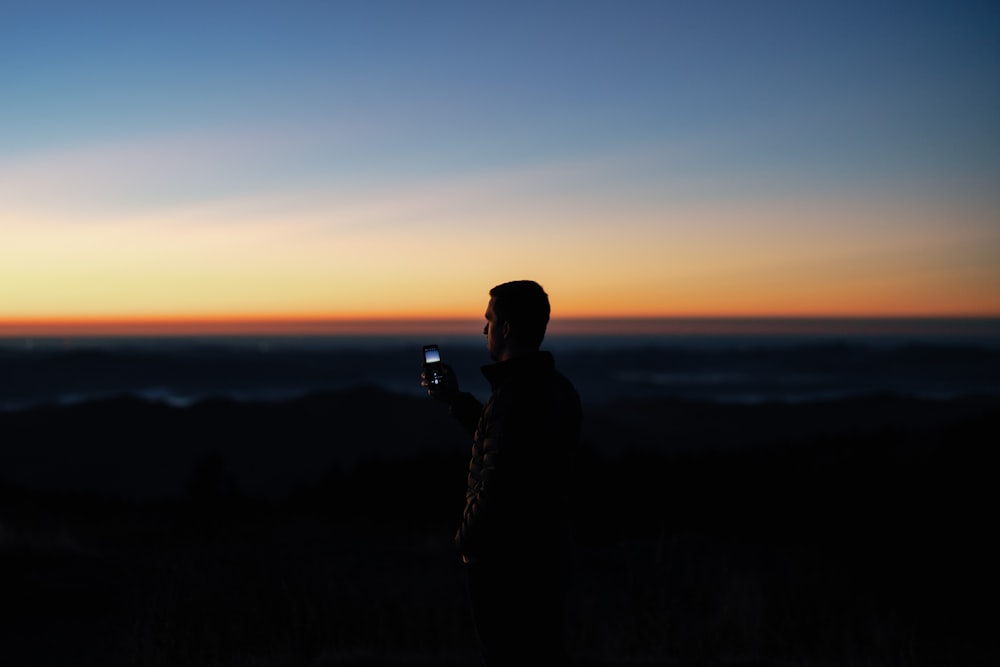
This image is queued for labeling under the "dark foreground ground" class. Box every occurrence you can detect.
[2,390,998,666]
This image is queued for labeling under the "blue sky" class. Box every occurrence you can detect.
[2,1,998,323]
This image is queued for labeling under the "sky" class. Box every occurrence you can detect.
[2,1,999,333]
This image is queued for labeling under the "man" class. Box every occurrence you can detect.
[423,280,581,666]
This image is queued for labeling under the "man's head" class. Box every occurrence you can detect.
[483,280,550,361]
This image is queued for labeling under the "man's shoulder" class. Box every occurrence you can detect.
[504,364,580,408]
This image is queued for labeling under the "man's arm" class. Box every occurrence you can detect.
[457,381,579,561]
[456,390,544,561]
[423,363,482,435]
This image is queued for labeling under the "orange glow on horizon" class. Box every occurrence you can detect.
[0,315,479,337]
[2,312,999,338]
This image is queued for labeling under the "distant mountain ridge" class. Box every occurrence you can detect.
[3,339,1000,411]
[2,384,997,502]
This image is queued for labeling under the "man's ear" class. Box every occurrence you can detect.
[502,320,512,339]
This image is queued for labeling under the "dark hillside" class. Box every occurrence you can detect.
[2,389,998,665]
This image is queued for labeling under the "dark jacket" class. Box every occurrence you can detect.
[450,351,582,563]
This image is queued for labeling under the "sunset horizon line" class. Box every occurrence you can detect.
[2,313,998,338]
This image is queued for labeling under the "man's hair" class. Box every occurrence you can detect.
[489,280,550,350]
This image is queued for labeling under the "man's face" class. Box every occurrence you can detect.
[483,297,505,361]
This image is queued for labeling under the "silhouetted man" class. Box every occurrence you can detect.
[423,280,581,667]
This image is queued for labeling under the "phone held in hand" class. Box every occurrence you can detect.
[423,344,444,386]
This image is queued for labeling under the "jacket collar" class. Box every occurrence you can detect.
[481,350,555,390]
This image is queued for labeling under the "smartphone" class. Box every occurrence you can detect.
[423,344,444,386]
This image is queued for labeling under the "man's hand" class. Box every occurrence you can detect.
[421,363,459,404]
